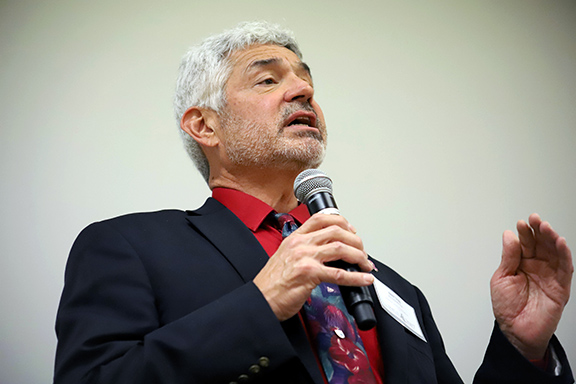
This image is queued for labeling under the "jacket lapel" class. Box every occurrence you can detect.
[186,198,324,383]
[370,269,409,384]
[185,198,269,282]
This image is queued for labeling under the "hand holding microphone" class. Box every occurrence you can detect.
[253,170,375,326]
[294,169,377,330]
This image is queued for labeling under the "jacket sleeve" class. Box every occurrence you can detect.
[473,322,574,384]
[54,220,309,384]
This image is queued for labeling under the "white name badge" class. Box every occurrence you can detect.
[373,278,427,342]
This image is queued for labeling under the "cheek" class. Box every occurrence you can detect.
[311,102,325,121]
[225,98,248,116]
[316,111,327,132]
[254,97,278,112]
[249,101,282,126]
[230,96,277,120]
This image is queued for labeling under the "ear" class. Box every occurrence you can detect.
[180,106,220,147]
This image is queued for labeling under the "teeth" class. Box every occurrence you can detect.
[290,117,311,126]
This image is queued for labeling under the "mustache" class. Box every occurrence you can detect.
[281,102,318,122]
[278,102,325,143]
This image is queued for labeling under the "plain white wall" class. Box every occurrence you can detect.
[1,1,574,383]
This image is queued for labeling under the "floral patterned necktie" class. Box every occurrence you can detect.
[274,213,377,384]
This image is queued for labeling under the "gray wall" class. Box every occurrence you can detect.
[1,1,574,383]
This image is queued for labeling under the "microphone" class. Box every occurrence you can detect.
[294,169,377,331]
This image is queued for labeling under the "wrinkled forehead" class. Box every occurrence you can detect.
[227,44,311,79]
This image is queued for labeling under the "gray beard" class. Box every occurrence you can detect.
[219,108,327,171]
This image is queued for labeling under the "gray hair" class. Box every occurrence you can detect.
[173,21,302,182]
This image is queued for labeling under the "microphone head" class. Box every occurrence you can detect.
[294,169,333,204]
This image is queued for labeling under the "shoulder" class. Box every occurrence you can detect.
[80,197,225,235]
[73,198,232,250]
[82,209,188,233]
[70,210,189,251]
[99,209,189,226]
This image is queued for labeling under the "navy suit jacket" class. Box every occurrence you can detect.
[54,198,573,383]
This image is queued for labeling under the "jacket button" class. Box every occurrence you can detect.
[249,364,261,374]
[258,356,270,368]
[238,374,250,383]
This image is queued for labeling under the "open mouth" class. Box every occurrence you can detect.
[285,111,317,129]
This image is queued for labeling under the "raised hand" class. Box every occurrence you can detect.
[490,213,573,359]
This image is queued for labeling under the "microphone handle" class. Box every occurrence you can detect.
[330,261,377,331]
[306,191,377,330]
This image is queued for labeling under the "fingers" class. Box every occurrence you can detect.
[528,213,556,251]
[527,213,543,234]
[498,229,522,276]
[556,236,575,288]
[536,218,560,250]
[516,213,546,259]
[518,213,563,262]
[320,263,375,287]
[254,214,373,320]
[288,213,373,272]
[296,212,356,235]
[316,241,374,273]
[516,219,536,259]
[556,237,573,267]
[510,214,573,274]
[284,230,374,274]
[494,217,564,277]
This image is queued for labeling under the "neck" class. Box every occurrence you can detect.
[209,167,301,213]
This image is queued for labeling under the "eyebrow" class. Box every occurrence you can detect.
[248,57,312,78]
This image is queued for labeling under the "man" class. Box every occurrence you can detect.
[54,21,574,384]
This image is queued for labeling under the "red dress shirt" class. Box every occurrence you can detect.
[212,188,385,383]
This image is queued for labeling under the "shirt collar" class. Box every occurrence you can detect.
[212,187,310,231]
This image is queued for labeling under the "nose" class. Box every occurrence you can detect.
[284,75,314,103]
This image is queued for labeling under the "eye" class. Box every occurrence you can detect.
[257,78,276,86]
